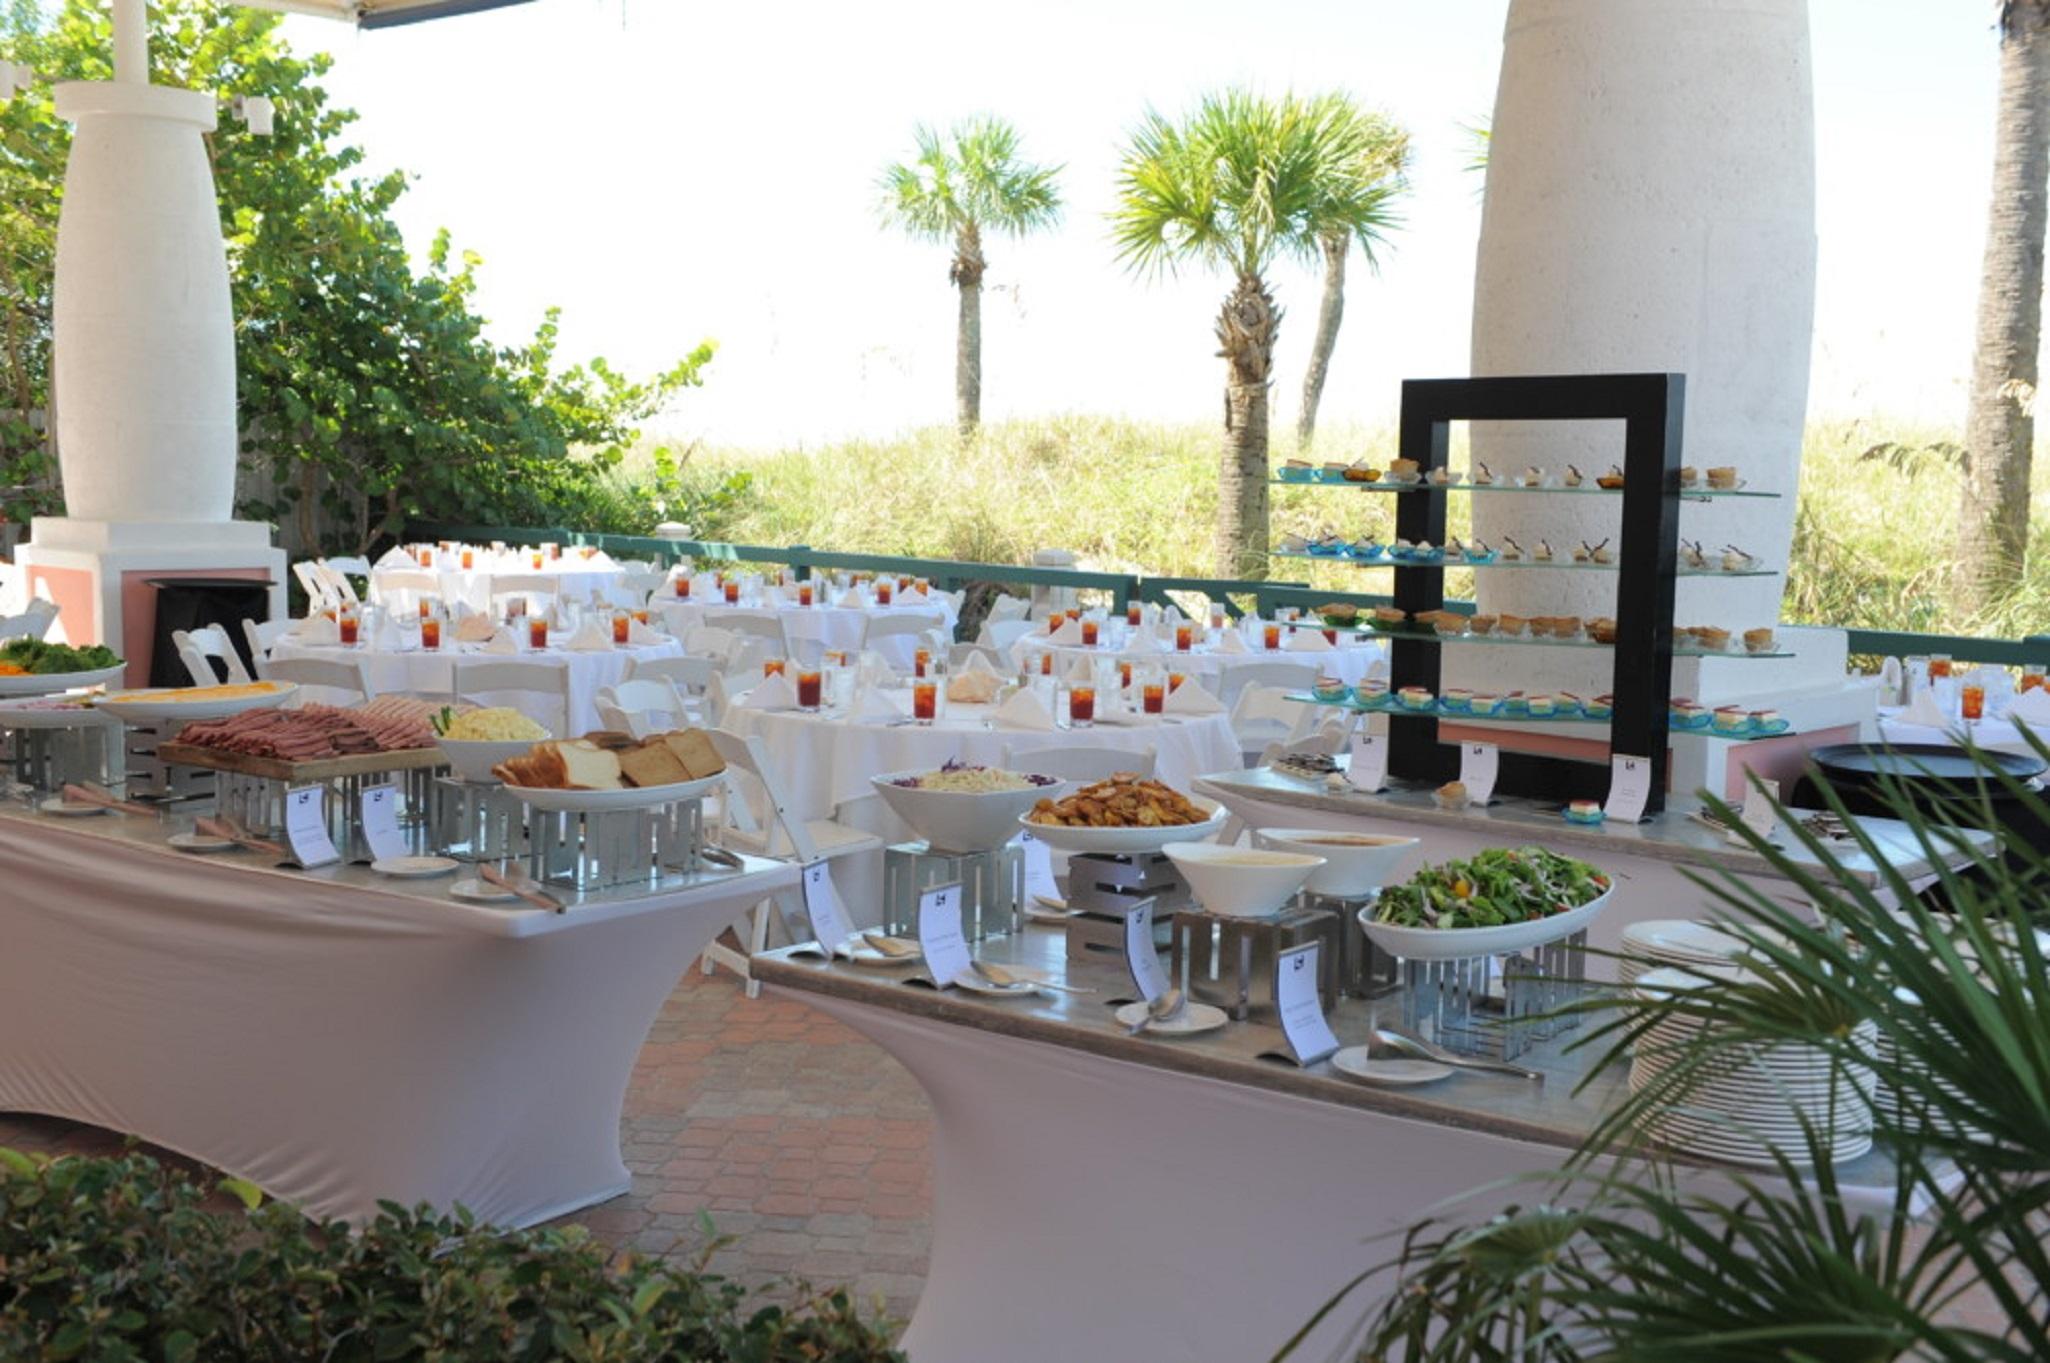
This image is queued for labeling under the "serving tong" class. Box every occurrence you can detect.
[480,862,566,913]
[59,782,157,817]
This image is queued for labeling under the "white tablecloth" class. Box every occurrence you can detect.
[658,597,958,668]
[0,807,795,1228]
[372,560,627,611]
[1010,632,1387,690]
[722,699,1244,824]
[269,636,683,734]
[1877,707,2048,760]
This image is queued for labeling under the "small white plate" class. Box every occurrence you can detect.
[1114,1001,1230,1037]
[372,855,459,878]
[38,798,107,817]
[951,971,1040,997]
[846,945,923,967]
[167,831,237,853]
[449,877,521,903]
[1024,895,1079,923]
[1330,1046,1456,1086]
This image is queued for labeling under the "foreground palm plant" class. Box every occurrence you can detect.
[877,118,1062,437]
[1289,738,2050,1361]
[1112,89,1404,578]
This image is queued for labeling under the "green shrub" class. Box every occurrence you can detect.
[0,1149,903,1363]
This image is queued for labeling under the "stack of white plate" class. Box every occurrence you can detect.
[1629,965,1875,1168]
[1617,918,1788,989]
[1870,988,1982,1140]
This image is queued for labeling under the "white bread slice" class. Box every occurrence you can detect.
[556,740,623,790]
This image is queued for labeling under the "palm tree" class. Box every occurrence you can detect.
[1295,99,1409,452]
[1113,89,1396,577]
[878,118,1061,438]
[1958,1,2050,608]
[1289,746,2050,1360]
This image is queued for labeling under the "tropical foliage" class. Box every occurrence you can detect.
[1301,745,2050,1360]
[1112,89,1406,578]
[0,1147,903,1362]
[0,0,729,556]
[878,117,1061,435]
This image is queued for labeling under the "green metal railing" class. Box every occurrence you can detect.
[406,521,2032,664]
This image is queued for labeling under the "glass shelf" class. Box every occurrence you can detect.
[1271,477,1779,501]
[1273,549,1778,579]
[1288,692,1792,741]
[1307,625,1795,660]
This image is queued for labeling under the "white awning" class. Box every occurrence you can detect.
[236,0,533,28]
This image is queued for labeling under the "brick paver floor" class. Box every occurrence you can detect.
[0,968,933,1326]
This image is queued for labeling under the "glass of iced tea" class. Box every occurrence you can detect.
[1119,661,1133,689]
[914,648,931,678]
[611,611,630,646]
[1068,684,1096,728]
[798,583,814,607]
[1081,618,1100,647]
[416,545,433,567]
[724,580,741,605]
[1929,654,1953,680]
[912,679,938,724]
[1047,610,1065,634]
[2025,664,2046,693]
[338,612,359,646]
[1039,652,1054,676]
[527,616,549,650]
[876,580,894,606]
[1142,680,1165,714]
[1323,628,1339,646]
[1962,682,1986,721]
[1175,623,1193,652]
[1127,602,1143,628]
[530,550,544,570]
[1209,608,1226,634]
[1168,671,1186,693]
[420,614,441,651]
[417,597,432,619]
[796,669,823,711]
[1263,622,1281,650]
[542,542,559,561]
[633,609,650,626]
[674,575,691,597]
[763,658,786,678]
[460,548,474,570]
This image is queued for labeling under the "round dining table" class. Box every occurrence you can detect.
[269,634,683,735]
[371,553,629,612]
[1010,626,1387,690]
[657,594,958,669]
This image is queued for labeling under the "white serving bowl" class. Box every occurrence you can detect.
[1252,828,1422,898]
[1162,841,1325,919]
[437,737,546,784]
[871,769,1068,853]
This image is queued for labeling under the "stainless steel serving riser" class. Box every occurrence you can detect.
[882,841,1024,943]
[1398,931,1592,1061]
[217,765,440,862]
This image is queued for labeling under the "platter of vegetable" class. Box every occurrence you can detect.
[0,639,126,696]
[1358,845,1613,961]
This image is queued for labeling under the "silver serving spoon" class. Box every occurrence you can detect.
[861,931,922,958]
[971,959,1093,995]
[1371,1027,1544,1082]
[1126,987,1186,1036]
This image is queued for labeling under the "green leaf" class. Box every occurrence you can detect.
[218,1175,264,1210]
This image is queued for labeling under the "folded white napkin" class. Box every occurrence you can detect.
[993,687,1057,731]
[1161,605,1185,626]
[374,547,414,570]
[1878,657,1903,704]
[1064,654,1097,684]
[1049,619,1084,646]
[626,619,664,646]
[1284,629,1334,653]
[1166,679,1225,715]
[962,649,1000,676]
[849,684,905,721]
[480,628,519,655]
[836,589,866,609]
[1895,688,1951,729]
[2008,686,2050,725]
[1216,629,1248,654]
[584,550,617,569]
[371,614,404,651]
[858,651,896,688]
[454,612,497,642]
[1120,630,1163,656]
[739,672,799,710]
[293,615,340,645]
[563,617,613,652]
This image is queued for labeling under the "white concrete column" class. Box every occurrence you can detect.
[1467,0,1816,655]
[111,0,146,83]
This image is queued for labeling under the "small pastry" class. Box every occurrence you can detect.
[1596,464,1625,490]
[1322,461,1350,479]
[1521,465,1545,488]
[1563,463,1585,488]
[1669,699,1710,730]
[1432,614,1468,637]
[1283,458,1314,476]
[1743,627,1777,654]
[1564,799,1605,825]
[1528,693,1557,717]
[1554,691,1583,716]
[1501,691,1530,717]
[1351,535,1384,559]
[1343,463,1382,483]
[1372,606,1408,631]
[1474,462,1496,486]
[1465,539,1495,563]
[1387,458,1422,484]
[1712,705,1751,734]
[1535,539,1554,562]
[1434,780,1469,810]
[1313,675,1351,700]
[1681,539,1709,570]
[1678,465,1700,488]
[1446,537,1466,559]
[1572,541,1592,563]
[1694,626,1732,651]
[1354,679,1390,706]
[1443,688,1474,711]
[1553,616,1583,638]
[1399,686,1436,711]
[1468,614,1497,635]
[1706,466,1740,490]
[1500,536,1525,562]
[1587,617,1618,644]
[1469,693,1502,715]
[1589,539,1614,565]
[1428,465,1463,486]
[1722,545,1758,572]
[1585,693,1615,719]
[1751,707,1787,733]
[1496,613,1528,637]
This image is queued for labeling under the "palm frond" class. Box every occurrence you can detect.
[876,115,1061,243]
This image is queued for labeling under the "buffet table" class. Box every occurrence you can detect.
[756,928,1912,1363]
[0,803,794,1228]
[1197,764,1998,970]
[268,635,684,733]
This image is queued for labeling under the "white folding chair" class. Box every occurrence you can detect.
[241,616,293,665]
[370,568,440,614]
[977,617,1035,657]
[700,728,882,997]
[450,659,572,736]
[314,561,361,607]
[263,655,374,706]
[985,594,1029,625]
[1229,682,1316,766]
[1000,742,1157,784]
[619,571,669,605]
[624,655,718,722]
[0,598,58,642]
[323,555,373,579]
[861,612,946,649]
[594,677,690,739]
[1216,659,1320,709]
[293,561,338,613]
[718,610,790,659]
[173,625,253,686]
[488,574,560,620]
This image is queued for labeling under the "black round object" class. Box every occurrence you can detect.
[1807,741,2046,785]
[145,576,275,688]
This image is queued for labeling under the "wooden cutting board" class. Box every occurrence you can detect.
[156,742,448,783]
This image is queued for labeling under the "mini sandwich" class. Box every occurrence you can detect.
[1398,686,1435,710]
[1435,780,1469,809]
[1566,799,1603,822]
[1712,705,1751,733]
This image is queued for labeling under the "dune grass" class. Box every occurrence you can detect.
[662,413,2049,639]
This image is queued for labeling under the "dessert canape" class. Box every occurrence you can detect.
[1751,707,1788,734]
[1572,541,1592,563]
[1596,464,1625,490]
[1585,693,1614,719]
[1706,465,1740,490]
[1521,465,1545,488]
[1528,694,1557,717]
[1669,699,1711,730]
[1398,685,1436,711]
[1712,705,1751,734]
[1446,536,1466,559]
[1313,675,1350,701]
[1722,545,1758,572]
[1387,458,1422,484]
[1443,687,1474,712]
[1343,462,1381,482]
[1355,679,1390,707]
[1465,539,1496,564]
[1500,536,1525,562]
[1428,465,1463,486]
[1587,617,1618,644]
[1496,613,1528,637]
[1470,693,1502,715]
[1743,627,1777,654]
[1282,458,1314,480]
[1564,799,1605,825]
[1678,465,1700,488]
[1351,535,1385,560]
[1563,463,1585,488]
[1552,615,1583,639]
[1311,533,1346,556]
[1501,691,1530,716]
[1413,540,1443,563]
[1434,780,1469,810]
[1535,538,1554,562]
[1554,692,1584,717]
[1322,461,1350,480]
[1475,462,1496,485]
[1371,606,1408,631]
[1693,626,1732,652]
[1431,614,1468,637]
[1681,539,1709,570]
[1468,613,1497,635]
[1590,539,1614,564]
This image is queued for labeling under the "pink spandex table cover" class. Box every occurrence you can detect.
[0,808,794,1227]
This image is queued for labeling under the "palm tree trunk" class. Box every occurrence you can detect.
[1215,271,1281,578]
[1959,0,2050,606]
[1296,230,1348,451]
[950,223,985,437]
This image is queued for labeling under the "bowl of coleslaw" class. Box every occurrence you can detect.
[434,706,550,783]
[870,763,1070,853]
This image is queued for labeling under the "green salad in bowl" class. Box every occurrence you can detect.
[1371,846,1609,931]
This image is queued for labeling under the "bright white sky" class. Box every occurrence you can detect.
[280,0,1997,446]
